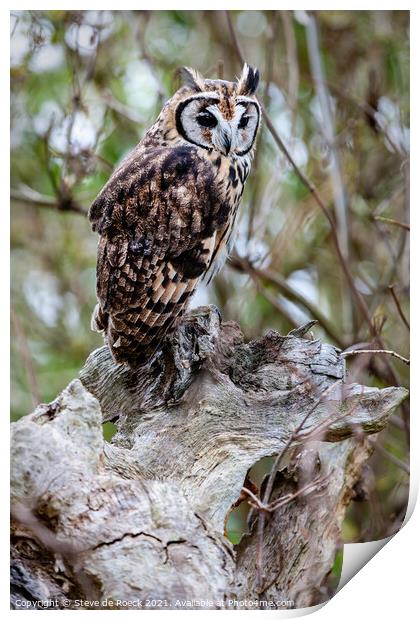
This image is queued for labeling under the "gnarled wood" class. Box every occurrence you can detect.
[11,306,407,610]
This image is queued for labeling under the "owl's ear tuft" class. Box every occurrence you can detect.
[178,66,205,92]
[237,63,260,96]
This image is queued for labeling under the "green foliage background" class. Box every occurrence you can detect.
[11,10,409,546]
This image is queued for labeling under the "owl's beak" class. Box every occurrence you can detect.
[217,123,233,156]
[221,131,232,155]
[222,127,232,155]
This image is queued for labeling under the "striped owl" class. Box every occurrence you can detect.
[89,63,260,366]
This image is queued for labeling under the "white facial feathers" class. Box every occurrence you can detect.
[175,64,261,156]
[175,94,260,156]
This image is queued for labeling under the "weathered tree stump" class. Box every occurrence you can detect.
[10,306,407,610]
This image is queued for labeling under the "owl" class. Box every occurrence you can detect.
[89,63,261,366]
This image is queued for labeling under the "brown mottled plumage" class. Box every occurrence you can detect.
[89,63,261,366]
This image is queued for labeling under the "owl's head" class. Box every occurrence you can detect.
[169,63,260,158]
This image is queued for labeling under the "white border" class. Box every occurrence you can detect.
[4,4,416,619]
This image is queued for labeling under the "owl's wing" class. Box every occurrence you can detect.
[89,145,226,365]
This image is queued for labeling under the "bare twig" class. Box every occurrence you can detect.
[373,215,410,231]
[12,502,81,558]
[262,11,279,104]
[242,473,331,513]
[134,12,166,108]
[11,187,88,216]
[281,11,299,123]
[103,91,144,124]
[266,473,331,512]
[240,486,268,513]
[341,349,409,366]
[217,59,224,79]
[327,82,404,157]
[388,284,410,332]
[12,502,101,601]
[246,268,300,330]
[254,379,343,592]
[304,11,349,262]
[231,255,346,348]
[374,443,410,475]
[225,11,244,67]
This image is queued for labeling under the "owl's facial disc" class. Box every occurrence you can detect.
[230,98,260,156]
[175,94,260,156]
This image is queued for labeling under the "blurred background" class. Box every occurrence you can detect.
[11,10,409,546]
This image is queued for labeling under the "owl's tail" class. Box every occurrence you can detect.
[90,270,197,366]
[94,298,196,367]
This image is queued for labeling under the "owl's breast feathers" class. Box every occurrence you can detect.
[89,145,245,366]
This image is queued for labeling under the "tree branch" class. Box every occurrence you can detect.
[341,348,409,366]
[11,186,88,216]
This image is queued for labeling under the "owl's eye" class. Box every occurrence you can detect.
[238,114,250,129]
[197,112,218,128]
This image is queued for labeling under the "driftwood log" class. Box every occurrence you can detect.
[10,306,407,610]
